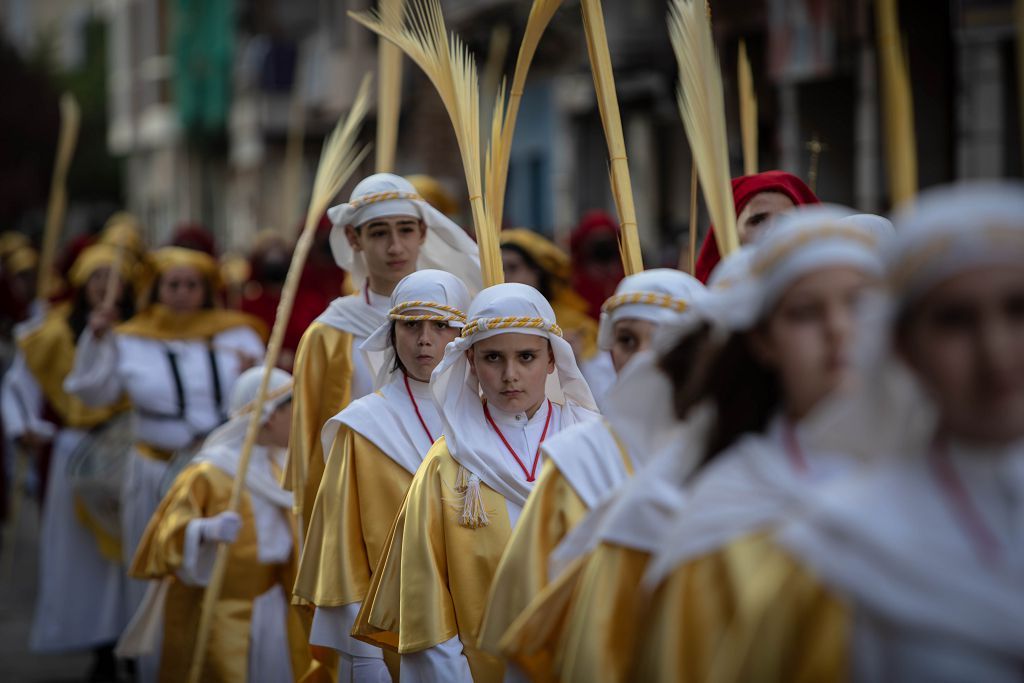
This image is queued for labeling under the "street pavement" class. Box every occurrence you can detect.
[0,492,92,682]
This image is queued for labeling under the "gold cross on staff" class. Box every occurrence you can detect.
[805,133,829,194]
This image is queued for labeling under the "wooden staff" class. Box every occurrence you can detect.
[37,94,81,300]
[580,0,644,275]
[186,77,372,683]
[738,40,758,177]
[876,0,917,204]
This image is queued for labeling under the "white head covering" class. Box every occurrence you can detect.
[326,173,482,294]
[430,283,599,510]
[705,185,1024,659]
[360,269,472,390]
[887,181,1024,308]
[720,205,892,331]
[317,270,472,475]
[196,367,294,508]
[597,268,706,350]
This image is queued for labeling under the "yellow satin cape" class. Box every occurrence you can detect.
[282,321,354,538]
[115,304,267,342]
[17,304,130,430]
[130,461,310,683]
[633,532,850,683]
[295,426,414,607]
[352,438,512,683]
[477,460,588,655]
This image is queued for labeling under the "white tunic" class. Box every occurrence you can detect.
[1,352,126,653]
[179,447,295,683]
[65,324,264,619]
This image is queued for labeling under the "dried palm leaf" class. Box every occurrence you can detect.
[668,0,739,256]
[187,76,373,683]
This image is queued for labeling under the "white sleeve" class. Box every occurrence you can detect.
[176,519,218,586]
[1,352,55,440]
[399,636,473,683]
[63,328,124,407]
[216,326,266,360]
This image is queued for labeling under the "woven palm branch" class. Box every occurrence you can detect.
[351,0,506,286]
[376,0,405,172]
[668,0,739,256]
[187,76,373,683]
[486,0,564,233]
[580,0,644,274]
[738,40,758,177]
[876,0,917,205]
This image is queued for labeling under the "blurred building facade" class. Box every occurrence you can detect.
[6,0,1020,260]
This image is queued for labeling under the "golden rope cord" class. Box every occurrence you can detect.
[461,316,563,339]
[752,225,879,276]
[601,291,690,314]
[348,190,423,209]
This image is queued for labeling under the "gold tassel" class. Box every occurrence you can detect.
[668,0,740,257]
[452,465,490,528]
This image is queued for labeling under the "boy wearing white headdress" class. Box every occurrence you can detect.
[293,269,471,682]
[124,366,308,683]
[284,172,481,538]
[477,268,706,657]
[696,183,1024,682]
[350,283,600,683]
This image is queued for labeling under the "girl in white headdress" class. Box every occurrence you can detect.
[124,366,308,683]
[351,283,600,683]
[285,172,480,539]
[477,268,706,657]
[293,269,471,682]
[617,207,893,681]
[699,182,1024,682]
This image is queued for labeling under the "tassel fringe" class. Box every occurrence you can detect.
[450,465,490,528]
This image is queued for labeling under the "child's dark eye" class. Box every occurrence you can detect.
[520,353,535,362]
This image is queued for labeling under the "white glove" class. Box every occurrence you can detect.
[199,511,242,544]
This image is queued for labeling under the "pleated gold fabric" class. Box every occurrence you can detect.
[352,438,513,683]
[283,322,354,536]
[550,544,650,683]
[632,532,850,683]
[477,460,587,655]
[130,462,310,683]
[18,306,129,429]
[295,427,414,607]
[703,537,851,683]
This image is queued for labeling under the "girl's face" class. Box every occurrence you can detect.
[394,317,461,382]
[468,332,555,417]
[899,266,1024,445]
[751,267,873,420]
[262,398,293,448]
[610,318,657,372]
[501,248,542,291]
[84,266,124,309]
[157,265,206,312]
